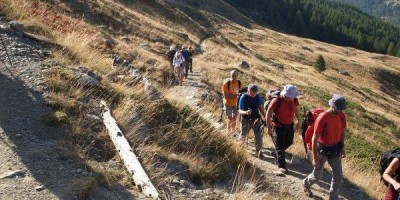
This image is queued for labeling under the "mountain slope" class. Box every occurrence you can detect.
[0,0,399,199]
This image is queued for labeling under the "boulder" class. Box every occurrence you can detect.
[237,61,250,69]
[74,67,100,87]
[338,70,351,76]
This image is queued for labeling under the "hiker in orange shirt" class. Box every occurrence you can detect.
[222,70,241,135]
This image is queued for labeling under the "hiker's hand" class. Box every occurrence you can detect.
[247,109,252,115]
[312,158,320,169]
[393,182,400,192]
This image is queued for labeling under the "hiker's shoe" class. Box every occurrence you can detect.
[302,179,313,197]
[268,151,277,159]
[278,168,288,174]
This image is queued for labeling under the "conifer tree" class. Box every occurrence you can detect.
[314,55,326,72]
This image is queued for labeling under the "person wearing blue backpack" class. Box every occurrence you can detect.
[238,84,266,159]
[181,46,190,78]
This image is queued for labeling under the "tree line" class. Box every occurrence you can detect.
[224,0,400,57]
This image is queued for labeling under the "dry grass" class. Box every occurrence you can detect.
[1,0,400,198]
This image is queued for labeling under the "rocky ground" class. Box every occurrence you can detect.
[0,17,141,200]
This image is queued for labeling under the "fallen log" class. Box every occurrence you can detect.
[100,100,159,199]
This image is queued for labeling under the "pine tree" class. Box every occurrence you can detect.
[314,55,326,72]
[387,42,396,56]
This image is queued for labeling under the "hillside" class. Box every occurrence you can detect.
[0,0,399,199]
[330,0,400,27]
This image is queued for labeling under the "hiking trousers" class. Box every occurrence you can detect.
[240,117,262,151]
[303,152,343,200]
[272,124,294,169]
[184,61,189,78]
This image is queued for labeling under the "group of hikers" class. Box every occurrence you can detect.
[165,45,194,85]
[221,70,400,200]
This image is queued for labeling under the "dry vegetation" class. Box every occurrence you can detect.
[0,0,399,199]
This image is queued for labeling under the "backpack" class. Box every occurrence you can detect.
[166,49,176,61]
[379,148,400,186]
[236,86,248,108]
[264,89,281,111]
[301,108,325,150]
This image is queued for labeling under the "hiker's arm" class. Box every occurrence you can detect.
[266,108,273,135]
[383,158,400,191]
[312,131,321,169]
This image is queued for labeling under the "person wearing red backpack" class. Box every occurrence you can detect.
[266,84,301,173]
[383,157,400,200]
[302,95,347,200]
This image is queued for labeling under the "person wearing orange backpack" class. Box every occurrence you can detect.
[222,70,241,135]
[302,95,347,200]
[266,84,301,173]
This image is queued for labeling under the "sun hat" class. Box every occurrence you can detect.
[328,95,347,110]
[281,84,299,98]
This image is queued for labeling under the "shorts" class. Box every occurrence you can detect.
[224,106,238,118]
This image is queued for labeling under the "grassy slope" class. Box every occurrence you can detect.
[1,0,399,198]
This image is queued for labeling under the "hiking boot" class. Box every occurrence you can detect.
[278,167,288,174]
[302,179,313,197]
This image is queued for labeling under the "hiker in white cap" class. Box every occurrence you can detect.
[302,94,347,199]
[266,84,301,173]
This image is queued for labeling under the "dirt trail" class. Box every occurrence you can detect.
[164,55,372,200]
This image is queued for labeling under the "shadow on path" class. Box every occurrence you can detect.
[0,70,136,199]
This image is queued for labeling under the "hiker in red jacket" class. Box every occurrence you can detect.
[266,84,301,173]
[302,95,347,200]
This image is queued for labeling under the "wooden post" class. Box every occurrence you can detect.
[101,100,159,199]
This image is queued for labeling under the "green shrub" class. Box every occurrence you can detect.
[314,55,326,72]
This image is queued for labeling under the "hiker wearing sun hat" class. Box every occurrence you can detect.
[266,84,301,173]
[302,94,347,199]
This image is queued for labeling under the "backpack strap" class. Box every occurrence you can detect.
[228,80,241,92]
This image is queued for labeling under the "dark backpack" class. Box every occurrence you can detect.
[236,86,248,108]
[264,89,281,111]
[379,148,400,186]
[301,108,325,150]
[166,49,176,61]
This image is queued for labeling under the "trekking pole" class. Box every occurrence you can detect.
[0,33,15,77]
[300,107,308,155]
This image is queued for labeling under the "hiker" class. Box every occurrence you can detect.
[266,84,301,173]
[238,84,266,159]
[173,49,185,85]
[222,70,241,135]
[181,46,190,78]
[188,46,194,73]
[383,157,400,200]
[302,95,347,200]
[165,46,176,70]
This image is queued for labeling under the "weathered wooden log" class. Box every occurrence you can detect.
[101,100,159,199]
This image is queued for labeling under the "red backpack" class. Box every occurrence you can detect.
[302,108,325,150]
